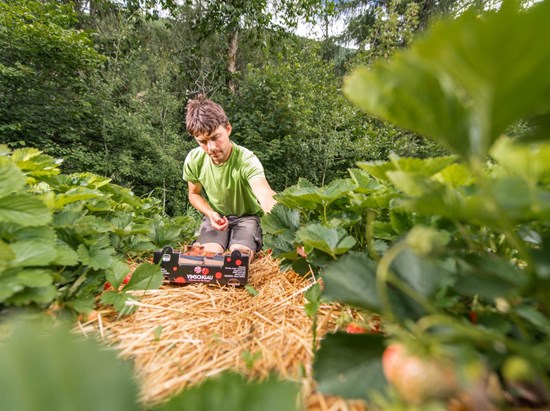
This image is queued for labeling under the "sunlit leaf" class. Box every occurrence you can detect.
[11,148,61,178]
[54,187,103,208]
[345,1,550,159]
[261,204,300,245]
[348,168,383,194]
[296,224,356,258]
[123,262,162,291]
[105,259,131,289]
[0,194,52,227]
[0,156,26,197]
[356,160,396,182]
[10,240,57,267]
[433,163,475,188]
[491,137,550,185]
[77,244,113,270]
[275,178,320,210]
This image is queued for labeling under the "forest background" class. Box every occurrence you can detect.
[0,0,480,216]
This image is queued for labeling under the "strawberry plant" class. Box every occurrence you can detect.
[0,146,197,316]
[264,0,550,407]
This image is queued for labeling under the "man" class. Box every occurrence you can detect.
[183,95,276,261]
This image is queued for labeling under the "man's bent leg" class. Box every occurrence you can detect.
[229,243,255,262]
[228,216,263,262]
[196,216,229,253]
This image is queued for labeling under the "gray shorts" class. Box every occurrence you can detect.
[197,215,263,252]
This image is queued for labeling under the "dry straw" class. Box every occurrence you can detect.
[78,255,367,411]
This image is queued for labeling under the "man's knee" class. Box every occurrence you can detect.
[229,244,255,261]
[198,242,224,254]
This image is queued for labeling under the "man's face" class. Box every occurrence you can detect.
[194,124,232,165]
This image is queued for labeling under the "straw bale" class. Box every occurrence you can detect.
[79,255,367,411]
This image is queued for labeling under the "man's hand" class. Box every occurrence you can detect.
[209,211,228,231]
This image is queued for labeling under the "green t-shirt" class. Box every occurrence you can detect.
[182,142,265,216]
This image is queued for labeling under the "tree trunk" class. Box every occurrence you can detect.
[227,29,239,94]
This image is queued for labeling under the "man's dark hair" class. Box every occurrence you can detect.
[185,94,229,137]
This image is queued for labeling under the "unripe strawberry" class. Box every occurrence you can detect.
[382,343,458,404]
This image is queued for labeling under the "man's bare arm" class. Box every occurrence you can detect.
[187,181,228,230]
[250,177,277,213]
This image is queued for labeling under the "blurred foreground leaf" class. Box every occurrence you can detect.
[157,372,301,411]
[0,316,140,411]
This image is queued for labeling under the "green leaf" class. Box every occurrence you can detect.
[433,163,475,188]
[356,160,396,182]
[391,248,454,297]
[77,244,113,270]
[313,333,386,401]
[304,282,321,317]
[454,254,528,300]
[490,137,550,185]
[0,194,52,227]
[0,240,16,270]
[148,218,182,248]
[6,284,57,306]
[157,372,300,411]
[245,285,259,296]
[386,170,435,196]
[0,271,24,302]
[262,204,300,236]
[52,242,80,266]
[321,252,426,321]
[275,178,321,210]
[317,178,357,204]
[11,148,61,179]
[52,209,83,227]
[14,268,54,287]
[348,168,383,194]
[345,1,550,159]
[123,262,162,291]
[105,259,131,289]
[54,187,103,209]
[0,318,140,411]
[261,204,300,246]
[66,297,96,314]
[515,305,550,335]
[296,224,356,258]
[389,154,457,176]
[389,205,413,235]
[100,291,139,315]
[264,233,298,260]
[73,215,112,235]
[321,252,380,310]
[0,156,26,197]
[10,240,57,267]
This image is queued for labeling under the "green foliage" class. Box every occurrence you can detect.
[0,0,105,150]
[345,0,550,162]
[158,372,301,411]
[226,41,375,190]
[0,316,301,411]
[0,146,192,315]
[265,1,550,406]
[0,317,141,411]
[313,333,386,401]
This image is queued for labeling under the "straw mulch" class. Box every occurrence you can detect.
[78,255,368,411]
